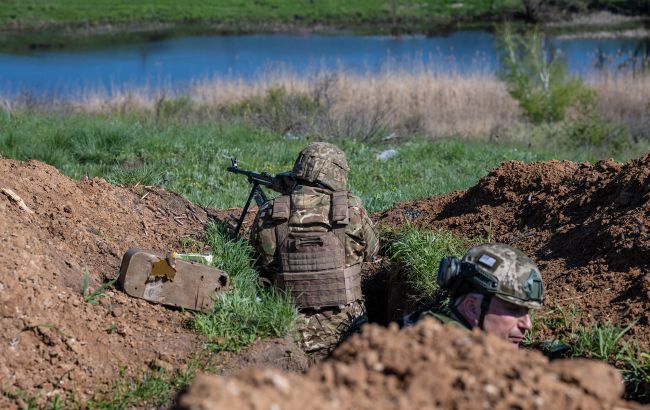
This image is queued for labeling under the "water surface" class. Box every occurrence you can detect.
[0,31,647,97]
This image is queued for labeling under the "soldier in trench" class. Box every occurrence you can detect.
[250,142,379,360]
[402,243,544,348]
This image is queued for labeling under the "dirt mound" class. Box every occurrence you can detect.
[0,158,216,405]
[377,153,650,347]
[177,319,632,410]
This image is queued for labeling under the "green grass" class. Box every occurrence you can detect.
[523,306,650,400]
[1,0,644,34]
[86,364,197,409]
[81,269,116,305]
[191,223,297,352]
[0,1,522,33]
[2,112,647,215]
[385,226,474,299]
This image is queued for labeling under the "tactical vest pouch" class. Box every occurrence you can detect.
[278,231,359,308]
[280,231,344,273]
[272,195,290,220]
[278,264,362,309]
[331,191,349,224]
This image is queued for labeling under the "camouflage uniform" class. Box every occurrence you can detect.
[250,142,379,360]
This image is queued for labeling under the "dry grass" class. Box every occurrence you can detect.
[588,72,650,139]
[2,68,648,140]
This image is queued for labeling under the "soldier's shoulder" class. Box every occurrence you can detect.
[346,192,364,208]
[419,311,469,330]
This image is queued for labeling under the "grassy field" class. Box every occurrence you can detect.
[0,0,645,35]
[0,0,520,32]
[6,69,647,142]
[1,112,648,214]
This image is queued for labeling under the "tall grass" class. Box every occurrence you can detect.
[385,226,474,299]
[523,305,650,400]
[4,68,648,141]
[191,223,297,352]
[587,73,650,139]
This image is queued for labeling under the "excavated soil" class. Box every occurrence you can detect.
[0,158,217,405]
[177,319,637,410]
[377,153,650,349]
[0,158,308,408]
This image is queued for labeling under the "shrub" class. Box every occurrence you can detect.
[496,25,595,124]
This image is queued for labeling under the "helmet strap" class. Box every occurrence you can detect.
[478,294,493,330]
[450,302,474,330]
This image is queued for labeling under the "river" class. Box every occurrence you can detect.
[0,31,648,97]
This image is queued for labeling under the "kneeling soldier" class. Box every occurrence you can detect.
[250,142,379,359]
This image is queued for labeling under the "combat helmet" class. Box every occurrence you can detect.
[437,243,544,310]
[292,142,349,191]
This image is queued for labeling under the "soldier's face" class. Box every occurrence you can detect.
[482,297,532,347]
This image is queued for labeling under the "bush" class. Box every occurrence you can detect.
[497,25,595,124]
[559,115,633,153]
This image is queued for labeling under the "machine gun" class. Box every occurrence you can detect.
[227,158,296,236]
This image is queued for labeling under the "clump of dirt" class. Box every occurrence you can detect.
[0,158,216,405]
[377,153,650,348]
[177,319,633,410]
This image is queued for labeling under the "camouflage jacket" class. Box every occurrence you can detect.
[250,184,379,274]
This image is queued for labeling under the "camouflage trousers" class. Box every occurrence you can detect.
[294,300,367,362]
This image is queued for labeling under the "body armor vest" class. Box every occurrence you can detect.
[271,186,362,309]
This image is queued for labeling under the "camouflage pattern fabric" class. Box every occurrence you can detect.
[401,305,470,331]
[250,186,378,356]
[294,300,367,361]
[250,142,378,356]
[250,185,379,274]
[292,142,349,191]
[462,243,544,309]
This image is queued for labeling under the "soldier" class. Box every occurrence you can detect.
[250,142,379,360]
[402,243,544,348]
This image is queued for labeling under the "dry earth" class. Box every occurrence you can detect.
[0,158,305,408]
[177,319,638,410]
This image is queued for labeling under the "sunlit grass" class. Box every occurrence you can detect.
[190,223,297,352]
[2,112,647,214]
[523,305,650,400]
[384,226,474,299]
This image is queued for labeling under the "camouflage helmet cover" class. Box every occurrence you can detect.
[462,243,544,309]
[292,142,349,191]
